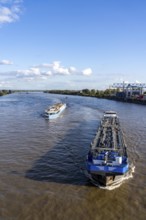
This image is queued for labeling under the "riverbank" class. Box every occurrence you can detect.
[0,90,13,96]
[44,90,146,105]
[106,96,146,105]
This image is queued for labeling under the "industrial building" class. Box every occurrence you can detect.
[112,82,146,100]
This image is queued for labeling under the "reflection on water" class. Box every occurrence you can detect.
[0,92,146,220]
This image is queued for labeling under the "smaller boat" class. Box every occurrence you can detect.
[44,103,66,119]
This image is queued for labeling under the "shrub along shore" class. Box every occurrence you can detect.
[0,90,12,96]
[1,89,145,105]
[44,89,146,105]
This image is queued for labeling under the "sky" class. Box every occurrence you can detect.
[0,0,146,90]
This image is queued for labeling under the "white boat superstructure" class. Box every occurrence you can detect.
[103,111,117,118]
[44,103,66,119]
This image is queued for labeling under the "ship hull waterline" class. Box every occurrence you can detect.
[87,168,130,186]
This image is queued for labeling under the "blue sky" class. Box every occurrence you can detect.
[0,0,146,90]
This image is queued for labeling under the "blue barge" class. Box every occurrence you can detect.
[86,111,129,186]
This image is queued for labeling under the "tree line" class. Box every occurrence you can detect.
[44,89,116,98]
[0,90,12,96]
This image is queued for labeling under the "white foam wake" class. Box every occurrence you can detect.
[85,163,135,190]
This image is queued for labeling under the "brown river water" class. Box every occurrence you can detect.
[0,92,146,220]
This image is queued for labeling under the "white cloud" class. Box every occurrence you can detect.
[45,70,52,76]
[1,61,92,82]
[0,80,11,87]
[0,60,92,88]
[46,61,69,75]
[68,66,77,73]
[135,80,141,83]
[17,67,41,77]
[82,68,92,76]
[35,63,51,68]
[0,0,23,24]
[0,59,13,65]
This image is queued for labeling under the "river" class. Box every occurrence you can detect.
[0,92,146,220]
